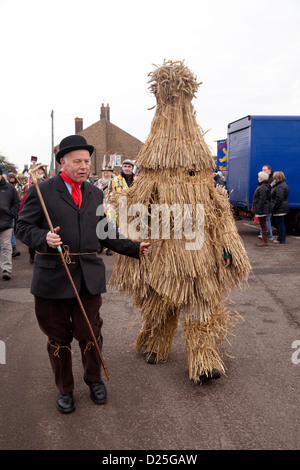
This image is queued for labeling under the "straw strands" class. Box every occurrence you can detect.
[109,60,251,382]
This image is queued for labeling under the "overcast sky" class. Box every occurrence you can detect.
[1,0,300,172]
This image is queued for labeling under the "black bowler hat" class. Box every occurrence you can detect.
[56,135,94,163]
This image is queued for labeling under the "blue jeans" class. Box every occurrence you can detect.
[260,213,273,239]
[274,215,286,243]
[11,219,16,248]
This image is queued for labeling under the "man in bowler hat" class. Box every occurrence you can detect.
[16,135,151,413]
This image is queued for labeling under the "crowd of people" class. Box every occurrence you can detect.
[0,166,20,280]
[212,164,290,247]
[252,164,289,247]
[93,158,137,255]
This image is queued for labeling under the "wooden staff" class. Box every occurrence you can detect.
[29,165,109,380]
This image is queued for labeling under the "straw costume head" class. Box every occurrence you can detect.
[109,60,251,382]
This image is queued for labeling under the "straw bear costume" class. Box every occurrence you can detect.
[110,60,251,382]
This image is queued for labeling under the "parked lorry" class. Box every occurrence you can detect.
[226,115,300,232]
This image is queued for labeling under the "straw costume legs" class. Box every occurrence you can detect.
[134,305,180,364]
[134,300,229,383]
[34,283,103,395]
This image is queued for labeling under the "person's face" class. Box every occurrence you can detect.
[122,163,133,175]
[102,170,112,180]
[61,149,90,183]
[262,166,270,175]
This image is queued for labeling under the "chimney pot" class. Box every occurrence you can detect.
[75,117,83,133]
[100,103,110,121]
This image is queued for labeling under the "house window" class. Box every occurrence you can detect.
[112,155,121,166]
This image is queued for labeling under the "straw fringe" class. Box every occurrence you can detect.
[184,303,242,382]
[134,305,180,363]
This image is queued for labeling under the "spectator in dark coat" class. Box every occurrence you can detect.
[258,165,274,240]
[213,170,226,187]
[0,166,20,279]
[271,171,289,244]
[252,171,271,247]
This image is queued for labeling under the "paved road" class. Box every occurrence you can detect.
[0,220,299,451]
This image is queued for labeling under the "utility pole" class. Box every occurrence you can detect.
[50,110,54,177]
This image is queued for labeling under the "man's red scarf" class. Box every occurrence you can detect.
[60,171,82,209]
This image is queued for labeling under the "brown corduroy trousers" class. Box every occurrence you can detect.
[34,283,103,395]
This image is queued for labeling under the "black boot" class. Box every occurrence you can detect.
[83,375,107,405]
[12,247,20,257]
[2,271,11,281]
[146,352,158,364]
[57,392,75,413]
[200,369,221,382]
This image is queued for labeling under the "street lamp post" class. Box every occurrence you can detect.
[50,110,54,177]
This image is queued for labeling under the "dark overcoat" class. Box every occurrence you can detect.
[0,178,20,232]
[252,181,270,215]
[16,174,140,299]
[270,181,289,215]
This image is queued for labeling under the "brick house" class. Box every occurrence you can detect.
[55,103,143,175]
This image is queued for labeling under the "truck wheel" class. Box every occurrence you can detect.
[297,213,300,235]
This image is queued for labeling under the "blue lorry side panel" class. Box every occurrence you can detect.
[227,115,300,209]
[227,120,251,205]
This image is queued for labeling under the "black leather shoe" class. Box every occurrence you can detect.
[2,271,11,280]
[57,392,75,413]
[200,369,221,382]
[12,248,20,257]
[83,375,107,404]
[146,352,158,364]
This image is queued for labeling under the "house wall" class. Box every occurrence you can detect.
[55,104,143,176]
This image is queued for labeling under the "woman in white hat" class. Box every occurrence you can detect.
[252,171,271,246]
